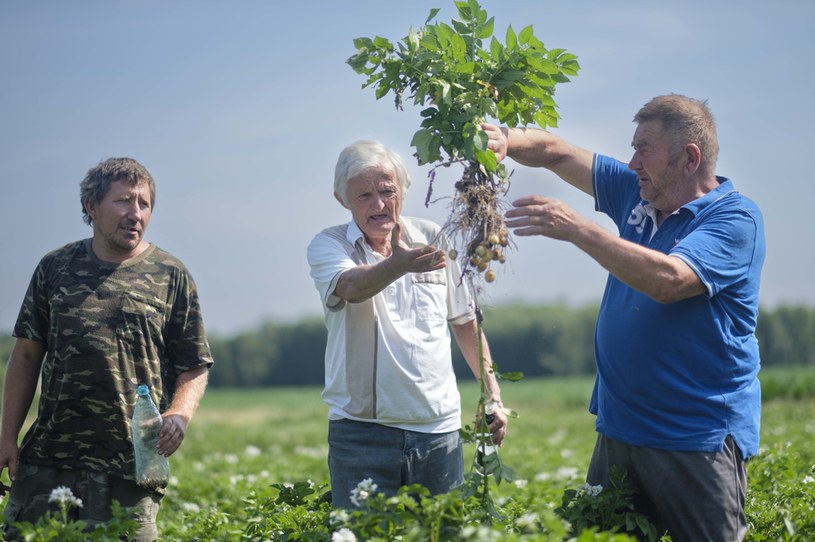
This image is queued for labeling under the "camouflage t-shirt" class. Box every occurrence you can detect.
[13,239,214,481]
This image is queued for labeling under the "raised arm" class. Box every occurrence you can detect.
[481,124,595,196]
[333,224,446,303]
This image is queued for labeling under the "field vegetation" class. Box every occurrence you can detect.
[4,369,812,540]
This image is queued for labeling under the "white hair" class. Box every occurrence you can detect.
[334,140,411,205]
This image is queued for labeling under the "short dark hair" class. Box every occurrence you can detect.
[80,157,155,225]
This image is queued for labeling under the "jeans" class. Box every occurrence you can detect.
[328,418,464,509]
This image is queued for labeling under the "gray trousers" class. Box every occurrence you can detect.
[587,433,748,542]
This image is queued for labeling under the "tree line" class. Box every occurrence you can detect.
[1,303,813,389]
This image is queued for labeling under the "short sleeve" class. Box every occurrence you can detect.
[307,230,358,311]
[670,205,762,297]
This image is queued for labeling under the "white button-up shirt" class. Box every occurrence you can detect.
[307,217,475,433]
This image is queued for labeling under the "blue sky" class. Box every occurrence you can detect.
[1,0,813,335]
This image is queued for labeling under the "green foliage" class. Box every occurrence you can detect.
[555,466,660,541]
[3,304,814,391]
[756,305,815,367]
[10,499,138,541]
[348,0,578,283]
[348,0,578,168]
[1,378,812,540]
[746,441,815,541]
[758,366,815,400]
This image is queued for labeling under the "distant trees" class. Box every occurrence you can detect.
[0,303,813,389]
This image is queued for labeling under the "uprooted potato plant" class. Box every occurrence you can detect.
[347,0,579,284]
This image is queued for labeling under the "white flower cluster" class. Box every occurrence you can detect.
[349,478,378,507]
[331,527,357,542]
[48,486,83,509]
[576,482,603,497]
[329,509,351,526]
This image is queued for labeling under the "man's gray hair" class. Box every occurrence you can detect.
[634,94,719,177]
[334,140,411,206]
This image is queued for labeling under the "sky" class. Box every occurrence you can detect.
[1,0,813,336]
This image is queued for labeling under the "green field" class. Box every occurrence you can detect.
[149,371,814,540]
[5,370,814,540]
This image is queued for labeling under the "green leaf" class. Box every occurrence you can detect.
[474,148,496,173]
[411,128,441,164]
[476,17,494,39]
[489,36,503,59]
[373,36,393,51]
[352,37,374,49]
[450,32,467,61]
[435,22,454,49]
[500,371,524,382]
[505,24,517,50]
[425,8,440,24]
[518,25,534,45]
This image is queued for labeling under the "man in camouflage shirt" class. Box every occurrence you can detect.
[0,157,213,541]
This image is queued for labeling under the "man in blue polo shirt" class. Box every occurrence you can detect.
[482,94,765,542]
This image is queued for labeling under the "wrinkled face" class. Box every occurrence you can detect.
[86,180,152,261]
[628,120,684,211]
[343,164,403,247]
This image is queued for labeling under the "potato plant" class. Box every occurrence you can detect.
[347,0,579,282]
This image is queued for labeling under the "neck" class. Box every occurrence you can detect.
[92,239,149,264]
[368,237,391,257]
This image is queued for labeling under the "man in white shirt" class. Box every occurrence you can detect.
[307,140,507,508]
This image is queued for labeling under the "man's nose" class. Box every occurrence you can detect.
[627,151,640,171]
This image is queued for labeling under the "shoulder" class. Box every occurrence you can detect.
[138,245,198,285]
[705,181,764,226]
[311,223,351,244]
[34,239,91,274]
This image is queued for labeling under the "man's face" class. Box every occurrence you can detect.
[628,120,685,212]
[86,180,152,261]
[343,164,403,247]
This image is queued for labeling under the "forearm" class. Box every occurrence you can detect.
[333,259,404,303]
[506,128,595,194]
[164,365,209,423]
[452,320,502,403]
[571,222,705,303]
[0,341,44,447]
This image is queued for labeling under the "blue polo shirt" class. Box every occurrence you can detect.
[590,155,765,459]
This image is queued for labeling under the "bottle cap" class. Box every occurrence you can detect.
[137,384,149,396]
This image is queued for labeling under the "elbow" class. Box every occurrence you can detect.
[648,278,700,304]
[650,289,683,304]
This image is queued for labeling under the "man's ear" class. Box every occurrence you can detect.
[334,191,349,209]
[84,198,96,221]
[684,143,702,175]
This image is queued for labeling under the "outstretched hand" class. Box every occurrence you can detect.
[505,195,585,241]
[388,223,447,274]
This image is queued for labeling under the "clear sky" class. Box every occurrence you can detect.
[2,0,813,336]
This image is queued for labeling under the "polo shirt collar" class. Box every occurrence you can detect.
[642,176,734,219]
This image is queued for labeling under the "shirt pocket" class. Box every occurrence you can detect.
[118,292,167,341]
[411,271,447,324]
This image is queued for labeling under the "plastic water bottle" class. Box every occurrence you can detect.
[131,384,170,490]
